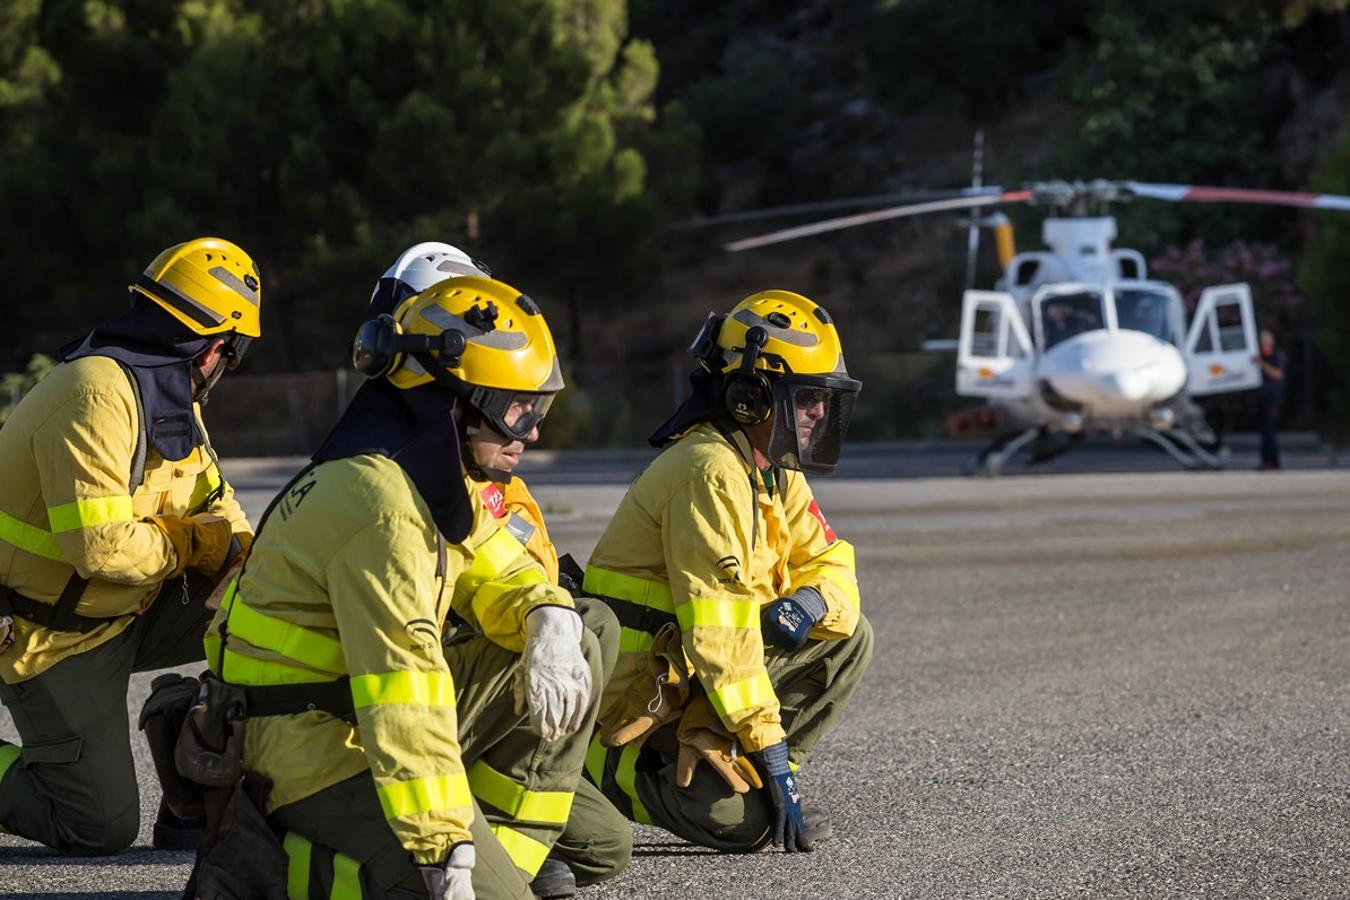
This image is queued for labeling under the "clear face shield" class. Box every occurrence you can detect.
[466,387,555,442]
[765,375,861,474]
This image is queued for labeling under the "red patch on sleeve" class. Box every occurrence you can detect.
[808,499,837,543]
[481,484,507,519]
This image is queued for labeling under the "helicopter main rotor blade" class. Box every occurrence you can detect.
[724,190,1032,252]
[1124,182,1350,212]
[669,189,971,231]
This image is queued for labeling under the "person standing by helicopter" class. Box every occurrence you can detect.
[1253,328,1285,471]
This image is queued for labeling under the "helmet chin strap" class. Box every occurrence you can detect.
[457,406,513,484]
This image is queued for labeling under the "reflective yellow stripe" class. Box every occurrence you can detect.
[350,670,456,709]
[219,648,335,686]
[469,760,573,824]
[616,744,651,824]
[490,823,551,877]
[618,627,653,655]
[0,509,62,561]
[0,743,21,782]
[708,671,777,721]
[584,733,606,786]
[46,496,134,533]
[189,465,224,511]
[470,567,549,610]
[284,831,312,900]
[583,566,674,613]
[226,595,345,674]
[377,772,472,820]
[464,528,527,583]
[330,852,362,900]
[675,597,760,631]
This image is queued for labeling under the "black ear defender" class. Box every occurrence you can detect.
[724,325,774,425]
[352,314,468,378]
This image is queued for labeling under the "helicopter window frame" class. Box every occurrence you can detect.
[1111,281,1183,346]
[1032,285,1108,350]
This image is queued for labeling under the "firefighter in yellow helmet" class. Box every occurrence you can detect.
[582,290,874,853]
[0,238,259,854]
[366,246,631,899]
[187,275,605,900]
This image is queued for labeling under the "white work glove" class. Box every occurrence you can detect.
[418,842,475,900]
[514,606,591,741]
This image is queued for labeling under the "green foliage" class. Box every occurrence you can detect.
[1298,129,1350,423]
[0,0,696,370]
[862,0,1092,116]
[1056,1,1281,254]
[0,353,55,426]
[682,38,800,164]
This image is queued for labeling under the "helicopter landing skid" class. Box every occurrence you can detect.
[965,426,1043,477]
[1132,428,1224,470]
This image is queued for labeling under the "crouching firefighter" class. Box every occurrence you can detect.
[184,275,605,900]
[583,290,875,853]
[0,238,259,855]
[369,244,632,898]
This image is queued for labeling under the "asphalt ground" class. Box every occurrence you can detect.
[3,447,1349,899]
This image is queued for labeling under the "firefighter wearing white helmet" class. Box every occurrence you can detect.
[369,241,491,317]
[0,238,259,855]
[367,248,632,899]
[580,290,874,854]
[186,275,603,900]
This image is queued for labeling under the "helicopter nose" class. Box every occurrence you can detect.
[1040,330,1185,412]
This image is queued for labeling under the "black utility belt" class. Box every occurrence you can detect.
[598,594,678,637]
[0,583,119,634]
[238,678,356,721]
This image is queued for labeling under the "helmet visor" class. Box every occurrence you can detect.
[223,333,253,370]
[467,387,556,442]
[766,375,861,474]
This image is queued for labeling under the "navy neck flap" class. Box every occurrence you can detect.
[312,378,473,542]
[648,367,730,448]
[62,301,211,462]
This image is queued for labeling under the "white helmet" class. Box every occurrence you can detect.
[369,242,490,316]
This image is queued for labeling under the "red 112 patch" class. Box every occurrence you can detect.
[481,483,507,519]
[807,499,837,543]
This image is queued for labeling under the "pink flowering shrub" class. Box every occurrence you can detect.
[1151,240,1305,323]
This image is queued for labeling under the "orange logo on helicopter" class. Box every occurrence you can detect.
[1208,363,1225,377]
[977,367,994,380]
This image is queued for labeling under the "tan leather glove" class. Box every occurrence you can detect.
[600,622,691,748]
[675,695,762,794]
[151,513,235,579]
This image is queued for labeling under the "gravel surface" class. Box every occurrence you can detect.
[3,465,1348,899]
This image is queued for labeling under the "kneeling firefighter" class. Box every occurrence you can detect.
[0,238,258,855]
[185,274,602,900]
[369,244,631,899]
[583,290,875,853]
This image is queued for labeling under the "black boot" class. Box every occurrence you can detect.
[529,858,576,899]
[152,797,206,851]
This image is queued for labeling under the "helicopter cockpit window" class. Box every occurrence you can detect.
[1039,292,1104,349]
[1115,288,1175,344]
[970,306,1000,356]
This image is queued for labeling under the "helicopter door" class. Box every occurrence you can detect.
[1184,283,1261,395]
[957,290,1034,398]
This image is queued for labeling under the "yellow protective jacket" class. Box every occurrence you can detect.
[585,423,860,752]
[0,355,250,683]
[499,476,559,582]
[208,456,571,865]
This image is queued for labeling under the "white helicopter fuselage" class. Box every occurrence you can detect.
[956,217,1263,436]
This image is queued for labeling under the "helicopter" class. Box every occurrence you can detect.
[718,171,1350,475]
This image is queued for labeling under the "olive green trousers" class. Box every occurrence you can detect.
[273,600,625,899]
[583,615,874,853]
[0,585,214,854]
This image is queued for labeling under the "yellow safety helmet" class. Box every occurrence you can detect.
[130,237,261,367]
[689,289,861,474]
[351,275,564,441]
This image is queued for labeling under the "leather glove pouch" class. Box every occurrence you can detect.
[600,621,691,747]
[175,672,247,789]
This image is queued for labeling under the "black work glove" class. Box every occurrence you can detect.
[750,741,812,852]
[761,587,827,651]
